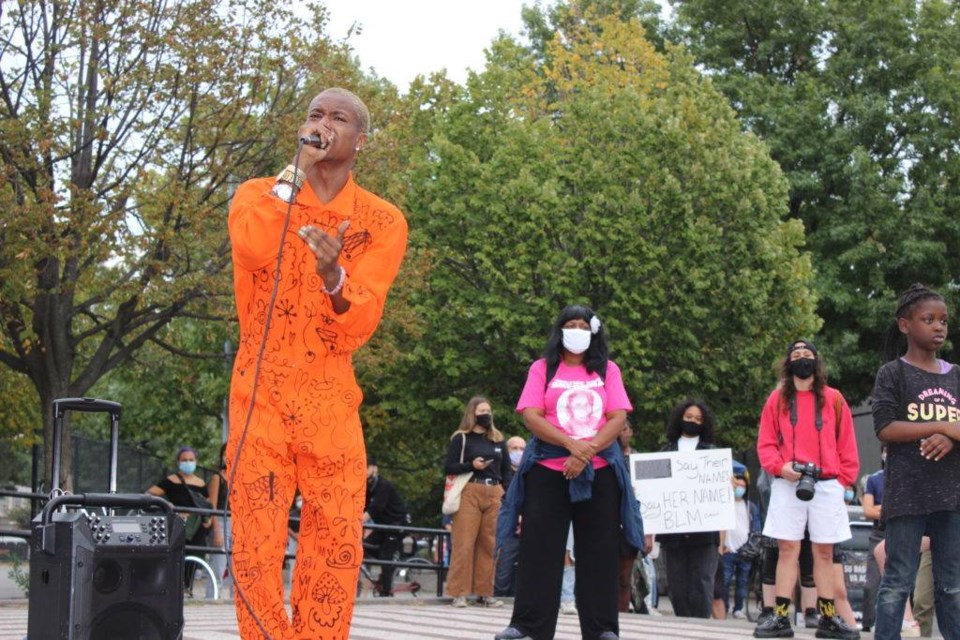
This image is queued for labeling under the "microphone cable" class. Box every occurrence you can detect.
[222,140,309,640]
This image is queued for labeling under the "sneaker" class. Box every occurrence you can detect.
[560,600,578,615]
[647,606,662,616]
[477,596,504,608]
[733,609,747,619]
[494,627,531,640]
[598,633,619,640]
[451,596,468,608]
[815,615,860,640]
[804,607,820,628]
[754,614,794,638]
[901,620,921,638]
[756,608,775,626]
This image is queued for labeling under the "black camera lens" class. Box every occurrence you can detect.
[792,462,820,501]
[796,475,816,501]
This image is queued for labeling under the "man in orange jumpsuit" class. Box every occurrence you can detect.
[226,87,407,639]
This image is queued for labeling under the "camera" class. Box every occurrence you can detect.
[792,461,821,501]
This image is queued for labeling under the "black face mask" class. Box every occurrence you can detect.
[475,414,492,428]
[788,357,817,380]
[680,420,701,436]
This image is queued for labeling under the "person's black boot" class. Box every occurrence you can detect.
[756,607,775,626]
[815,615,861,639]
[754,614,794,638]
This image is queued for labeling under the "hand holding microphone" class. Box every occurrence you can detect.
[299,134,324,148]
[298,128,334,151]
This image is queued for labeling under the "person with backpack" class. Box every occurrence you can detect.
[753,340,860,639]
[494,304,643,640]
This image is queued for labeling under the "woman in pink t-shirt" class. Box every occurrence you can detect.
[495,305,632,640]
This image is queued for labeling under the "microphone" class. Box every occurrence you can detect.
[299,134,323,148]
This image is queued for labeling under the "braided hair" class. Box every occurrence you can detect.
[883,283,946,360]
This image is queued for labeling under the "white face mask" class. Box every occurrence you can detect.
[562,328,591,354]
[509,450,523,466]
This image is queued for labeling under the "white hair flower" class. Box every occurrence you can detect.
[590,315,602,334]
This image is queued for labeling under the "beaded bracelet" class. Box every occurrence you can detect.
[323,265,346,296]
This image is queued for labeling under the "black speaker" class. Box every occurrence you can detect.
[28,494,186,640]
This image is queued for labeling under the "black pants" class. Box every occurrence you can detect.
[510,465,620,640]
[663,542,718,618]
[366,530,401,596]
[185,529,207,592]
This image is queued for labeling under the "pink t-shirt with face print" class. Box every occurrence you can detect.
[516,359,632,471]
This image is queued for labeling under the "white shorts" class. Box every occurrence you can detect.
[762,477,851,544]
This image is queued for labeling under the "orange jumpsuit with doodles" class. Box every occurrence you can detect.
[227,174,407,639]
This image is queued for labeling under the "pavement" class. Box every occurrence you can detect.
[0,563,937,639]
[0,596,891,640]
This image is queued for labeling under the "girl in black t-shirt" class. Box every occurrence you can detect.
[871,283,960,640]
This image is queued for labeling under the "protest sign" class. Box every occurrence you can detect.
[628,448,734,535]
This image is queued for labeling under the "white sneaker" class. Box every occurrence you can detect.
[647,606,662,616]
[477,596,504,608]
[560,601,578,615]
[902,620,921,637]
[451,596,467,608]
[733,609,746,619]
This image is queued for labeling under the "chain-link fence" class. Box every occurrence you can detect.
[71,434,217,494]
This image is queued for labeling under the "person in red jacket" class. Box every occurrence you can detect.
[753,340,860,640]
[226,87,407,639]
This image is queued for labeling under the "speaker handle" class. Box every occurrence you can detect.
[50,397,123,495]
[52,397,122,415]
[41,493,172,526]
[38,493,174,554]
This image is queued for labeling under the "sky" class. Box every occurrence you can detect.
[318,0,535,91]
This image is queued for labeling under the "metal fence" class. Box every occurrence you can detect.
[0,486,451,599]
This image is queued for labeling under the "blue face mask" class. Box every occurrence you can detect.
[734,486,746,499]
[844,490,855,503]
[178,460,197,475]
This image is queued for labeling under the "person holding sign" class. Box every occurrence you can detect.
[753,340,860,640]
[494,305,643,640]
[655,399,722,619]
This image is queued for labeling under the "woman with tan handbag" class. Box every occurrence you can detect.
[444,395,510,608]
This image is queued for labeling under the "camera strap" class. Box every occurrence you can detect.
[788,395,824,472]
[789,397,823,430]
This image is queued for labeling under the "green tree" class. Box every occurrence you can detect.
[366,6,818,520]
[670,0,960,400]
[85,318,234,475]
[0,367,40,487]
[0,0,358,489]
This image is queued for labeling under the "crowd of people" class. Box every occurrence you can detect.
[144,282,957,640]
[132,80,958,640]
[438,284,958,640]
